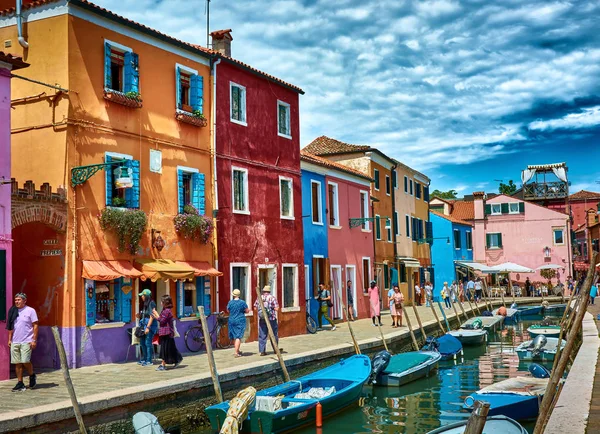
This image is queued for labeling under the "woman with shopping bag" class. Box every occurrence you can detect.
[151,295,183,371]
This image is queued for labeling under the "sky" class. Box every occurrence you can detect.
[94,0,600,196]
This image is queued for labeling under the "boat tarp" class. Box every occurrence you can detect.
[384,352,432,374]
[478,377,549,396]
[437,334,462,355]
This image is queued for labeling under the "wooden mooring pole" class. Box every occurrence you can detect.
[464,400,490,434]
[429,296,446,334]
[198,306,223,402]
[334,286,361,355]
[411,303,427,344]
[451,297,463,324]
[437,301,452,331]
[402,305,420,351]
[51,326,88,434]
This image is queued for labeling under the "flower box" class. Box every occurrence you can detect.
[176,111,208,127]
[104,90,143,108]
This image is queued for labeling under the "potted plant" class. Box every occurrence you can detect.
[111,197,127,207]
[103,89,143,108]
[99,207,148,254]
[173,204,214,244]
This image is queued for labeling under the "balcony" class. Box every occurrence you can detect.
[523,181,567,200]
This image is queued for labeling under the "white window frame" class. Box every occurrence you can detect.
[386,218,392,243]
[281,264,299,311]
[374,169,380,191]
[362,257,371,294]
[230,81,247,126]
[232,166,250,215]
[508,202,520,214]
[257,264,277,302]
[491,203,502,215]
[487,232,502,249]
[454,229,461,250]
[277,100,292,139]
[328,181,340,228]
[553,228,565,246]
[230,262,252,308]
[311,180,323,225]
[279,176,294,220]
[375,214,381,240]
[466,230,473,251]
[405,214,411,238]
[360,190,370,232]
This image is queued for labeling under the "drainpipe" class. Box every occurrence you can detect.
[211,57,221,312]
[16,0,29,49]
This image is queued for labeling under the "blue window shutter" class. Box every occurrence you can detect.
[177,169,184,213]
[176,67,181,109]
[124,51,139,94]
[191,74,204,113]
[105,155,113,206]
[85,280,96,326]
[104,42,112,89]
[192,172,205,214]
[121,279,132,323]
[177,281,184,318]
[429,267,435,287]
[125,160,140,208]
[196,277,207,312]
[419,267,425,286]
[113,278,122,321]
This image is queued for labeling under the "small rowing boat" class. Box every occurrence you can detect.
[461,316,504,332]
[527,324,561,338]
[426,415,528,434]
[543,303,567,315]
[517,305,544,316]
[371,350,441,387]
[516,336,566,362]
[447,328,487,345]
[422,334,463,361]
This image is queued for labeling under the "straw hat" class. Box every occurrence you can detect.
[262,285,271,293]
[232,289,241,297]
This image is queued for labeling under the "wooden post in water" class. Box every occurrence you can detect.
[464,400,491,434]
[437,301,451,331]
[465,293,478,317]
[533,253,598,434]
[372,296,390,353]
[457,295,469,320]
[429,297,446,334]
[451,297,463,325]
[334,285,361,355]
[402,306,420,351]
[255,286,290,382]
[480,279,493,312]
[551,292,580,373]
[198,306,224,402]
[411,303,427,344]
[51,326,88,434]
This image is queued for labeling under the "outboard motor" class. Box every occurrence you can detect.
[541,316,554,326]
[424,336,440,352]
[531,335,548,357]
[369,350,392,385]
[471,319,483,330]
[529,363,551,379]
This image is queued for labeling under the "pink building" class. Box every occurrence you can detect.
[0,52,28,380]
[472,192,571,283]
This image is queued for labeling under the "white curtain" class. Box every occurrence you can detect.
[552,167,567,182]
[521,169,536,184]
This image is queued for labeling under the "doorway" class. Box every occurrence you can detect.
[330,265,342,319]
[258,265,276,299]
[346,265,357,318]
[312,257,329,295]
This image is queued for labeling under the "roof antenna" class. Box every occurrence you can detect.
[206,0,211,48]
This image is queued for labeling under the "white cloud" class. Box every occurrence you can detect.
[529,106,600,131]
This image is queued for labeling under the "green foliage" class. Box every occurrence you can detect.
[540,268,556,283]
[192,109,205,120]
[99,208,148,254]
[431,189,458,200]
[174,205,214,244]
[111,197,127,207]
[499,180,517,195]
[124,91,141,101]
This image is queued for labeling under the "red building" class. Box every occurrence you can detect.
[212,31,305,340]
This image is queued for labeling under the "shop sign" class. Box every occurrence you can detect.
[43,239,58,245]
[41,249,62,256]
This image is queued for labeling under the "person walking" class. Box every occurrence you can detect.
[316,283,336,331]
[414,283,422,306]
[227,289,249,357]
[390,285,404,327]
[346,280,356,321]
[441,283,451,309]
[425,281,432,307]
[466,278,475,301]
[151,295,182,371]
[138,289,158,367]
[7,293,38,392]
[525,278,532,297]
[474,278,483,302]
[590,283,598,305]
[254,285,280,356]
[459,281,465,304]
[368,280,382,326]
[450,281,457,303]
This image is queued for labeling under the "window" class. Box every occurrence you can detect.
[176,65,203,114]
[386,218,392,242]
[105,153,139,208]
[509,203,520,214]
[177,167,205,214]
[328,182,339,226]
[392,171,397,189]
[282,264,298,308]
[405,215,410,238]
[104,41,138,95]
[177,277,210,318]
[85,278,132,326]
[360,190,370,230]
[362,257,371,294]
[385,175,391,195]
[279,177,294,219]
[394,211,400,236]
[409,179,413,195]
[311,181,323,224]
[491,204,502,215]
[423,186,430,202]
[383,264,389,289]
[415,183,422,199]
[277,100,291,138]
[230,82,247,125]
[232,167,249,214]
[231,264,251,305]
[404,176,408,193]
[375,215,381,240]
[466,231,473,250]
[553,228,565,245]
[486,233,503,249]
[374,169,380,190]
[454,229,461,249]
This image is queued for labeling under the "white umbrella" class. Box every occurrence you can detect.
[536,264,563,270]
[491,262,534,273]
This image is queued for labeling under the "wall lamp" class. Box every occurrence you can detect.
[152,229,165,252]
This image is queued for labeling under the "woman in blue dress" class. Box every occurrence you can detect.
[227,289,249,357]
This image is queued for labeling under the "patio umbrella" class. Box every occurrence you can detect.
[491,262,534,304]
[536,264,563,270]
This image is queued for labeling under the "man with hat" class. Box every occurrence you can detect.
[253,285,280,356]
[6,293,38,391]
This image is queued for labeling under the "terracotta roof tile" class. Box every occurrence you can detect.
[430,210,473,227]
[449,200,475,221]
[569,190,600,200]
[303,136,371,156]
[300,151,372,181]
[0,51,29,69]
[210,29,233,40]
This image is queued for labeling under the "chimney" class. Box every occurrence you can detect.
[473,191,486,220]
[210,29,233,57]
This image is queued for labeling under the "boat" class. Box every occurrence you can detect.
[447,328,487,345]
[461,316,504,332]
[205,355,371,433]
[517,305,544,316]
[463,376,549,420]
[516,336,566,361]
[371,350,441,386]
[527,324,562,338]
[422,334,463,360]
[426,415,528,434]
[492,307,520,322]
[544,303,567,315]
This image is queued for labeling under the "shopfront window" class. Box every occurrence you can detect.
[85,278,133,326]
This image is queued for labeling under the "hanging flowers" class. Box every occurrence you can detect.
[99,208,148,254]
[173,204,214,244]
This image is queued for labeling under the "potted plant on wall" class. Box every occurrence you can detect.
[99,207,148,254]
[103,89,143,108]
[173,204,213,244]
[176,109,208,127]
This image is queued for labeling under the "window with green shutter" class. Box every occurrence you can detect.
[375,215,381,240]
[486,233,502,249]
[501,203,509,214]
[384,264,389,289]
[374,169,380,190]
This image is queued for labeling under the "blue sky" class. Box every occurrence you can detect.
[95,0,600,196]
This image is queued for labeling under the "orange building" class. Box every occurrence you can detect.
[0,0,221,369]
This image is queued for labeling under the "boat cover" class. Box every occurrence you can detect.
[477,377,548,396]
[437,334,462,355]
[295,386,336,400]
[384,352,432,374]
[132,412,165,434]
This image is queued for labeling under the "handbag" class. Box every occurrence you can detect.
[172,319,180,338]
[394,301,403,310]
[327,300,334,308]
[134,326,145,338]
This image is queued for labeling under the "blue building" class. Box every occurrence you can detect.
[429,211,473,301]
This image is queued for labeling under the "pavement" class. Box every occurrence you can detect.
[0,296,562,432]
[584,301,600,434]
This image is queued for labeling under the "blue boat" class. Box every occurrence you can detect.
[373,351,441,386]
[205,355,371,433]
[427,415,528,433]
[492,307,520,322]
[544,303,567,315]
[463,376,549,420]
[517,305,543,316]
[422,334,463,361]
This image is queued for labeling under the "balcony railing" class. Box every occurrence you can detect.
[523,181,567,200]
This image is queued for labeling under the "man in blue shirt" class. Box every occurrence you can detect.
[466,278,475,301]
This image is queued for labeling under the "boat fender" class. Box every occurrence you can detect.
[369,350,392,384]
[463,395,475,409]
[529,363,551,379]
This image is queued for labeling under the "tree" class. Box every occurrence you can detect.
[499,180,517,195]
[431,189,458,200]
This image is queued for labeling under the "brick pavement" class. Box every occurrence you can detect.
[585,301,600,434]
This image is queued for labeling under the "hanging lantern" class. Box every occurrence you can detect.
[152,229,165,252]
[114,166,133,189]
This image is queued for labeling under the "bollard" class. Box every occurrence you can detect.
[316,402,323,427]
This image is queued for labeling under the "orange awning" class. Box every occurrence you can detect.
[82,260,143,281]
[134,259,195,282]
[175,261,223,277]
